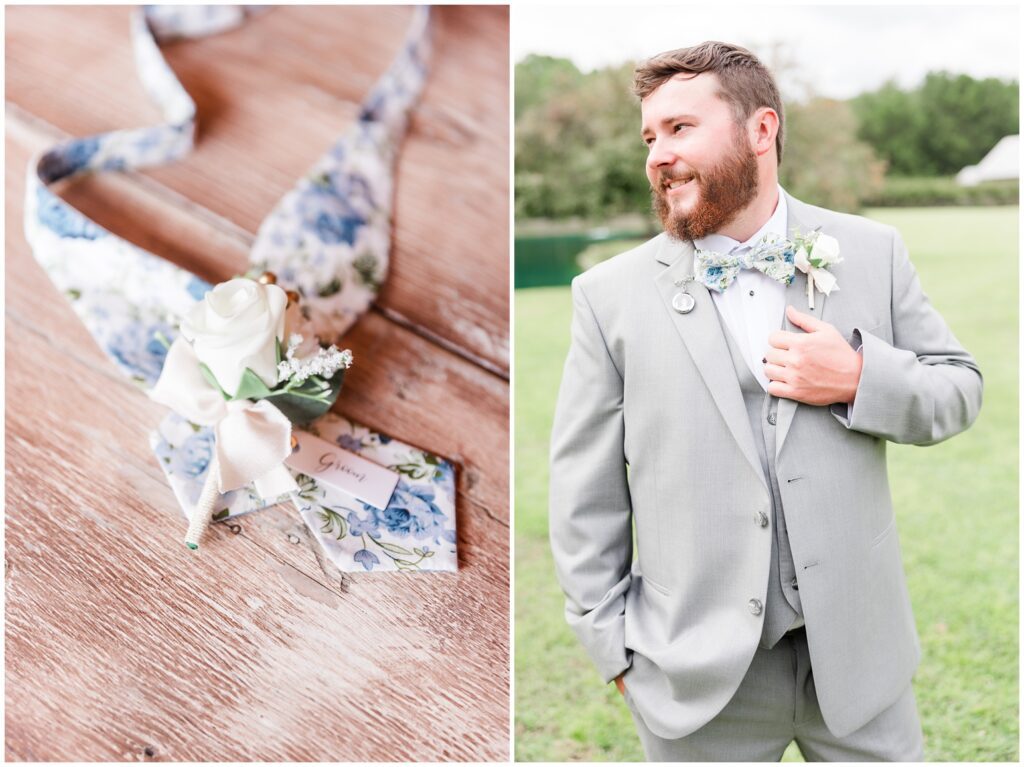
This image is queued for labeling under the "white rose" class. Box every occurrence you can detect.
[809,233,841,266]
[180,277,287,397]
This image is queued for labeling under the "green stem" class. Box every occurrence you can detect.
[264,388,330,403]
[365,535,426,568]
[154,331,172,350]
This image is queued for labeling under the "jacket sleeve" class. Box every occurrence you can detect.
[549,276,634,683]
[830,229,983,444]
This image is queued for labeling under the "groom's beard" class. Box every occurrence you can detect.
[652,132,760,242]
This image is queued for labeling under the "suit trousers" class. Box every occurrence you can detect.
[623,627,924,762]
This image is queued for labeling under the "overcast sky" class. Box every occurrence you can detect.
[512,4,1021,100]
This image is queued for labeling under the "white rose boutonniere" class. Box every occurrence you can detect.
[149,272,353,549]
[180,277,287,397]
[792,230,842,309]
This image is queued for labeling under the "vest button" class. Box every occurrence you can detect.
[757,511,769,527]
[748,598,763,616]
[767,412,777,425]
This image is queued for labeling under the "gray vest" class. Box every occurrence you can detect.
[714,307,804,648]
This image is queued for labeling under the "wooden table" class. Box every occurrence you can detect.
[5,6,509,761]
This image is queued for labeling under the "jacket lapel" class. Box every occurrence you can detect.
[775,194,829,455]
[653,236,768,491]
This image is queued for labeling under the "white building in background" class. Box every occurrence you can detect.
[956,135,1019,186]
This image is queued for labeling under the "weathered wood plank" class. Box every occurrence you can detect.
[5,4,510,373]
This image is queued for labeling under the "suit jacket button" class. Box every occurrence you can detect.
[757,511,769,527]
[767,412,777,425]
[748,598,763,615]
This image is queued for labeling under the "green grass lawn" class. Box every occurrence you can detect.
[514,206,1019,761]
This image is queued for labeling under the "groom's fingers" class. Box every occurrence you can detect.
[763,347,788,366]
[764,363,789,382]
[767,330,798,349]
[786,304,828,332]
[767,380,798,400]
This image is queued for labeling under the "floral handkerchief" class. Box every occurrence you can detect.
[151,412,458,572]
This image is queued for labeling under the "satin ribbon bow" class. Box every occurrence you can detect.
[694,234,796,293]
[150,337,298,547]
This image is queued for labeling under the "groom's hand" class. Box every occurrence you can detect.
[764,305,863,406]
[614,674,626,696]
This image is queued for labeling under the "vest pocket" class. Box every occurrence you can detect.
[640,573,670,595]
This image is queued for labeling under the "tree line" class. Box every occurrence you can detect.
[515,55,1018,220]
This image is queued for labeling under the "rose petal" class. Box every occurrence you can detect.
[183,278,288,396]
[811,233,841,265]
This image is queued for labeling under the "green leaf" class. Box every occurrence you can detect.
[317,278,343,297]
[231,367,273,401]
[392,463,429,480]
[265,369,345,426]
[212,508,230,521]
[423,453,439,466]
[352,253,379,290]
[375,541,413,556]
[316,506,347,540]
[198,363,230,400]
[153,330,173,351]
[275,337,282,367]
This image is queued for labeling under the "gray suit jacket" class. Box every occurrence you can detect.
[548,192,982,739]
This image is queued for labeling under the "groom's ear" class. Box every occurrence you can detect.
[749,107,779,161]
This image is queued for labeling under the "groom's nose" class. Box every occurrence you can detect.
[646,138,677,172]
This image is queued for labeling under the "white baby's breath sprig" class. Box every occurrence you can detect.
[277,334,354,385]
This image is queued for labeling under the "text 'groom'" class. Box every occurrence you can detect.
[549,42,982,762]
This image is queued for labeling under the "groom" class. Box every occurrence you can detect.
[548,42,982,761]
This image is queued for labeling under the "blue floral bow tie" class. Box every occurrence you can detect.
[695,234,796,293]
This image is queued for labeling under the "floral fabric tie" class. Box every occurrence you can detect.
[22,5,456,572]
[694,234,797,293]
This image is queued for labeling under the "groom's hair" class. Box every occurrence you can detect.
[632,42,785,166]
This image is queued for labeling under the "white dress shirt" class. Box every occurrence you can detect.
[694,186,789,392]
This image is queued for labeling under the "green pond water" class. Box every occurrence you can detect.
[514,229,647,288]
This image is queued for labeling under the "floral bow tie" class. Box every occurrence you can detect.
[694,234,796,293]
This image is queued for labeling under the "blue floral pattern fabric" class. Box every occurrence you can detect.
[694,232,797,293]
[25,5,430,357]
[151,411,458,572]
[22,6,454,571]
